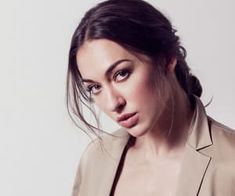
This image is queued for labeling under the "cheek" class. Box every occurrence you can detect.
[93,97,106,112]
[125,73,158,105]
[126,72,170,117]
[133,70,157,96]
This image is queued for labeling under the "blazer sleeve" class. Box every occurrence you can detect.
[72,151,84,196]
[71,140,97,196]
[72,142,92,196]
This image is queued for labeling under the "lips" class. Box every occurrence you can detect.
[117,112,139,128]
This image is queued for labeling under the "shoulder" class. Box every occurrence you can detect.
[209,117,235,148]
[81,128,129,161]
[72,128,129,195]
[205,116,235,159]
[78,128,129,174]
[199,118,235,193]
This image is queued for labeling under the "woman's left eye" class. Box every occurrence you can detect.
[113,69,130,82]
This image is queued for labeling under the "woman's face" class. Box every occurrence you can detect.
[76,39,173,137]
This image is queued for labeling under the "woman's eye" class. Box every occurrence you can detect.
[114,69,130,82]
[86,84,102,95]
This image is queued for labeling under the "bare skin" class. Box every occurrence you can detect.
[114,149,183,196]
[113,78,193,196]
[114,84,193,196]
[76,39,194,195]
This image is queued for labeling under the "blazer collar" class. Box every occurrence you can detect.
[176,97,213,196]
[96,130,131,196]
[99,97,213,196]
[187,97,213,150]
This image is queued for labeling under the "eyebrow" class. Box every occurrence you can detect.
[82,59,131,83]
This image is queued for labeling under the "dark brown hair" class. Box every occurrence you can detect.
[67,0,202,136]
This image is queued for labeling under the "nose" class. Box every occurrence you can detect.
[106,87,126,113]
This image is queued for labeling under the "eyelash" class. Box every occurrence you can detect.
[85,84,101,95]
[85,68,131,95]
[113,69,131,82]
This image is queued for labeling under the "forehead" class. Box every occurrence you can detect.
[76,39,135,79]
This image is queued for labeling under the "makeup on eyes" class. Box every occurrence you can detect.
[111,61,133,81]
[113,68,131,82]
[85,84,101,94]
[83,60,134,95]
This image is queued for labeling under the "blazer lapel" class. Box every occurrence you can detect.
[95,130,131,196]
[176,144,211,196]
[176,97,213,196]
[96,97,213,196]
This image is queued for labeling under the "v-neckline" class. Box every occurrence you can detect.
[109,136,135,196]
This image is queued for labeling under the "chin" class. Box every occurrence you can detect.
[125,123,148,138]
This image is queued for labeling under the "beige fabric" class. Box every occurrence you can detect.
[72,98,235,196]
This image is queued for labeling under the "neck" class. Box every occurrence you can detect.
[133,87,194,160]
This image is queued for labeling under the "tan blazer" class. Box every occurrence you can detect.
[72,98,235,196]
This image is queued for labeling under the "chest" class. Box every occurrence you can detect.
[113,158,182,196]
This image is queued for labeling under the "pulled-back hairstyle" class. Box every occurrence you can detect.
[67,0,202,136]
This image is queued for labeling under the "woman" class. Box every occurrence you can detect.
[67,0,235,195]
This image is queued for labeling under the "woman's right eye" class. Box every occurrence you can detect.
[86,84,102,95]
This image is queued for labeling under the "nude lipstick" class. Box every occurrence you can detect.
[117,112,139,128]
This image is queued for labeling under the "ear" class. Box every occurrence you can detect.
[167,58,177,73]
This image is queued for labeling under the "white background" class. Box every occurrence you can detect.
[0,0,234,195]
